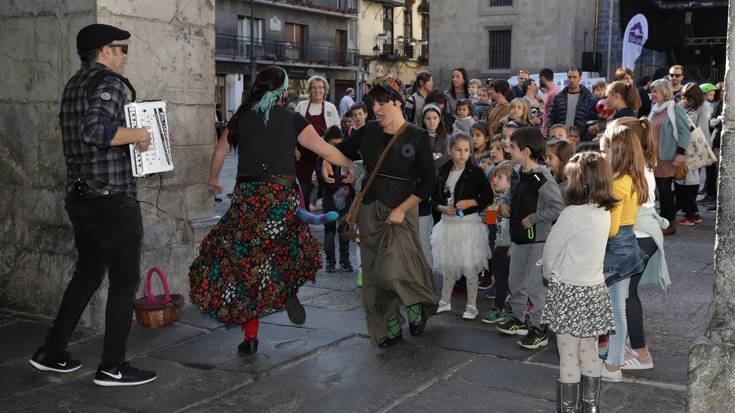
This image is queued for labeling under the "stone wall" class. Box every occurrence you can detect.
[0,0,216,329]
[687,2,735,410]
[430,0,596,89]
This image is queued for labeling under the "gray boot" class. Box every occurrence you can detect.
[581,375,601,413]
[556,380,581,413]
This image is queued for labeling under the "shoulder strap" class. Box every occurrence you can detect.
[359,122,411,198]
[86,69,137,102]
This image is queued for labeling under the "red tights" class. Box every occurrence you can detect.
[243,318,259,341]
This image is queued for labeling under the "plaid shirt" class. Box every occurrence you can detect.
[60,62,135,195]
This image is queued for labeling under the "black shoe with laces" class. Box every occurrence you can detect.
[496,316,529,336]
[518,326,549,350]
[93,362,157,387]
[339,263,354,272]
[29,347,82,373]
[378,332,403,348]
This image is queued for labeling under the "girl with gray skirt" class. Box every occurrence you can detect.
[542,152,617,412]
[323,77,438,348]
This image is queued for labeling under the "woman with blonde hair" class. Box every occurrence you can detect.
[294,75,341,208]
[648,78,690,235]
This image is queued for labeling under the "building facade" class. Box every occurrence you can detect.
[430,0,596,89]
[357,0,430,86]
[215,0,360,119]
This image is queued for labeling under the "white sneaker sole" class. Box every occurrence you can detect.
[517,338,548,350]
[29,359,81,374]
[621,361,654,370]
[93,376,157,387]
[497,327,528,336]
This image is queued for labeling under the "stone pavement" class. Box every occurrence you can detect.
[0,152,714,412]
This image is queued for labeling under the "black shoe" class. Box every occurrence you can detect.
[408,306,428,337]
[238,339,259,355]
[496,316,529,336]
[93,362,157,387]
[518,326,549,350]
[325,264,336,273]
[339,264,354,272]
[707,204,717,213]
[29,348,82,373]
[286,296,306,325]
[378,332,403,348]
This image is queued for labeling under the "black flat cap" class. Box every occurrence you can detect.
[76,24,130,56]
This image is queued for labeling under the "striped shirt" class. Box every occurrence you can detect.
[60,62,135,195]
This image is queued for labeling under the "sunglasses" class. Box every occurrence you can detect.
[107,44,129,54]
[669,73,682,78]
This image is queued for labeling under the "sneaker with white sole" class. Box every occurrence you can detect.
[93,362,157,387]
[29,348,82,373]
[462,305,478,320]
[600,363,623,382]
[517,326,548,349]
[437,301,451,314]
[621,354,654,370]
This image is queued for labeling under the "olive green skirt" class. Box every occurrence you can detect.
[358,201,438,343]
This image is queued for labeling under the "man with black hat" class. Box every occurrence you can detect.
[29,23,157,387]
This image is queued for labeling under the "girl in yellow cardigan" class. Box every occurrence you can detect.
[599,124,649,382]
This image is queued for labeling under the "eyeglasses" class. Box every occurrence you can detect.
[669,73,682,78]
[107,44,129,54]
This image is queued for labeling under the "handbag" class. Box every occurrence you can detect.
[684,116,717,170]
[673,161,688,180]
[134,267,185,328]
[343,122,410,240]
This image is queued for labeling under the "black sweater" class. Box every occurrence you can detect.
[431,159,493,216]
[337,121,436,208]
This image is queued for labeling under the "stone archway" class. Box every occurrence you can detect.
[687,2,735,411]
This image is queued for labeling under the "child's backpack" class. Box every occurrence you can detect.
[509,171,546,244]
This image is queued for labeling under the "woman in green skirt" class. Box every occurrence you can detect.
[323,77,438,347]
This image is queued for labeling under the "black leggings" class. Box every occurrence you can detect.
[675,183,699,217]
[626,237,659,349]
[656,177,676,222]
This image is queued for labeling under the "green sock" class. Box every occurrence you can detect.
[407,304,423,324]
[386,312,401,339]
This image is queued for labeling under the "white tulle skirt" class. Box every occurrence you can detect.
[430,212,492,281]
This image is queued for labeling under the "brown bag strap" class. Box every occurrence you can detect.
[358,122,410,199]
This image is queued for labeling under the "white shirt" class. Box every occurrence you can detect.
[543,204,610,286]
[339,95,355,118]
[445,169,462,203]
[636,167,657,238]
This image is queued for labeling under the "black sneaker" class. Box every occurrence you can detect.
[93,362,157,387]
[496,316,529,336]
[339,263,354,272]
[29,348,82,373]
[518,326,549,350]
[325,264,336,273]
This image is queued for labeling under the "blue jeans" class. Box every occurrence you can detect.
[607,277,631,366]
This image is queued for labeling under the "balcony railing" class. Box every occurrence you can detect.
[379,41,427,61]
[216,34,358,67]
[283,0,358,14]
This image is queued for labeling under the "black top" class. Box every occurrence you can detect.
[431,159,493,216]
[337,121,436,208]
[234,106,310,176]
[613,107,637,119]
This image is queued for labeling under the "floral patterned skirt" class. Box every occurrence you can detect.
[541,280,615,337]
[189,180,322,325]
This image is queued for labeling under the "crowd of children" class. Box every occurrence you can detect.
[290,64,724,412]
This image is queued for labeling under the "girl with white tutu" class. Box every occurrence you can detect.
[431,132,493,319]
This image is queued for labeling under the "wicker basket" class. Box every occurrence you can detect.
[134,267,184,328]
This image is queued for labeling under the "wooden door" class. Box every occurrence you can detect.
[336,30,347,65]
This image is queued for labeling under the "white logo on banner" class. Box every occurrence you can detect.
[622,13,649,71]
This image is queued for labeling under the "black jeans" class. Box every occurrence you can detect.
[705,162,718,199]
[324,220,350,266]
[626,237,658,349]
[43,193,143,365]
[492,246,511,310]
[674,183,699,217]
[655,177,676,222]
